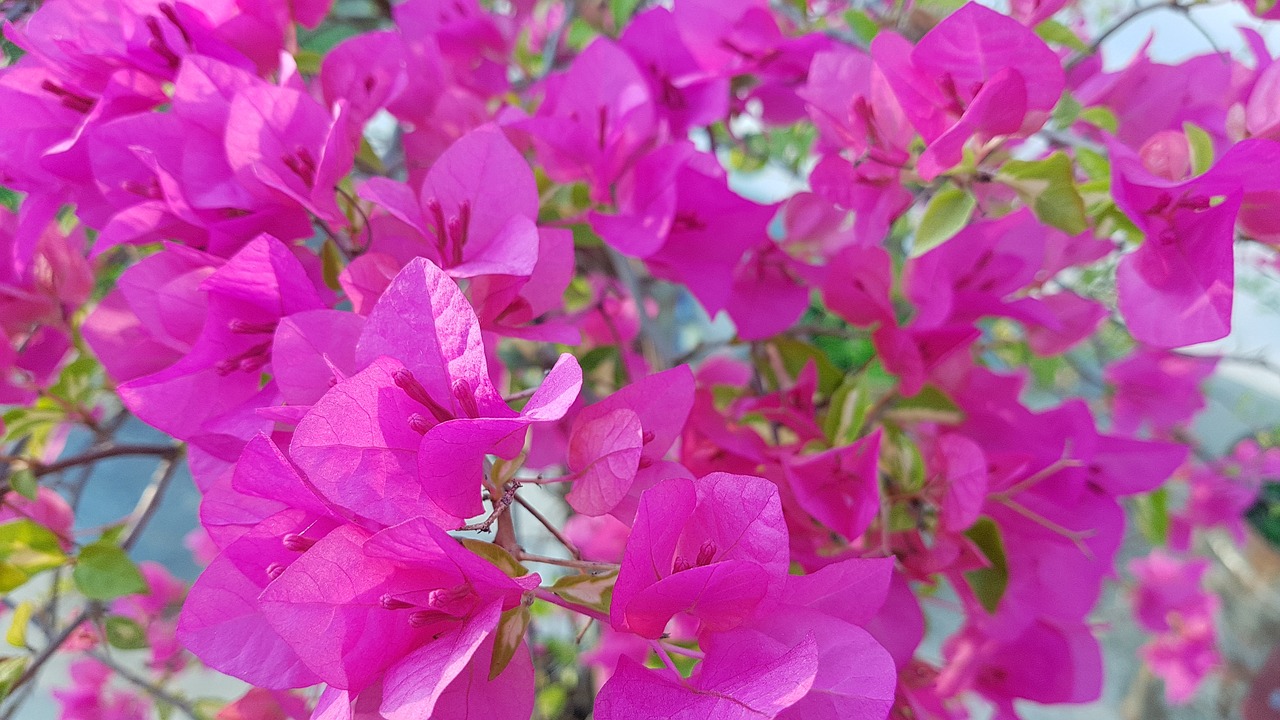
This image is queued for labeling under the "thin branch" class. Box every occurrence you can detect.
[503,387,538,403]
[533,588,611,623]
[88,650,201,720]
[3,605,97,701]
[513,494,582,559]
[605,246,667,371]
[462,482,519,533]
[1066,1,1190,70]
[121,452,184,552]
[515,552,617,572]
[11,444,180,478]
[540,0,575,76]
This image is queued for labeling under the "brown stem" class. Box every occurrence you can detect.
[17,444,180,478]
[516,552,617,572]
[89,649,200,720]
[462,481,520,533]
[121,452,184,552]
[4,605,98,699]
[513,494,582,559]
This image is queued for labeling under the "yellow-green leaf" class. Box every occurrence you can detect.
[1135,487,1170,546]
[1183,122,1214,176]
[458,540,531,579]
[913,186,976,257]
[1079,107,1118,134]
[0,656,29,701]
[74,540,146,601]
[6,602,31,648]
[964,517,1009,614]
[104,615,149,650]
[0,520,68,593]
[548,570,618,613]
[885,385,963,425]
[999,152,1088,234]
[844,10,881,42]
[320,238,344,292]
[9,470,36,502]
[1035,19,1087,51]
[489,604,532,680]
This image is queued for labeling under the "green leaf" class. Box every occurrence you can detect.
[823,375,873,446]
[565,18,597,50]
[771,337,845,397]
[913,186,976,256]
[1079,107,1118,134]
[48,356,100,406]
[999,152,1088,234]
[6,602,30,648]
[9,470,36,502]
[882,428,927,493]
[844,10,880,42]
[458,540,531,580]
[0,656,29,702]
[320,238,345,292]
[0,188,21,213]
[74,540,147,601]
[298,23,361,54]
[548,571,618,614]
[884,385,963,425]
[578,346,618,374]
[489,604,532,680]
[99,525,127,545]
[570,223,603,249]
[963,517,1009,614]
[1135,487,1170,546]
[1075,147,1110,182]
[104,615,150,650]
[609,0,641,29]
[354,137,384,174]
[1183,122,1214,176]
[0,520,68,592]
[1051,92,1082,128]
[1247,483,1280,549]
[3,405,67,455]
[1034,19,1087,51]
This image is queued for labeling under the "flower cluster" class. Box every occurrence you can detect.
[0,0,1277,718]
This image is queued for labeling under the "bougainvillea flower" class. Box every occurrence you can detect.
[940,620,1103,715]
[782,430,882,543]
[180,434,342,689]
[566,365,695,516]
[611,473,789,638]
[114,236,328,449]
[1110,137,1280,346]
[872,2,1064,179]
[258,519,537,699]
[800,47,912,162]
[1105,349,1216,436]
[471,227,579,343]
[618,8,728,137]
[517,37,657,203]
[291,257,581,528]
[643,154,779,320]
[595,634,819,720]
[225,83,358,227]
[53,659,149,720]
[588,141,696,258]
[359,125,540,278]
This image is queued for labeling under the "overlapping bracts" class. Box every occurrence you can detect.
[0,0,1275,717]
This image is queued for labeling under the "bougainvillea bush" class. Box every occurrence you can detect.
[1,0,1279,717]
